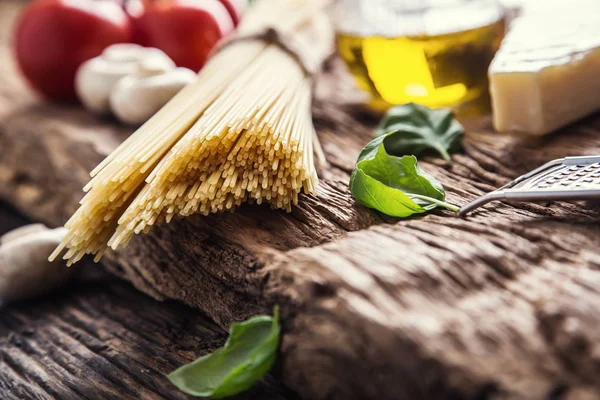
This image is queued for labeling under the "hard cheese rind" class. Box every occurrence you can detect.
[489,12,600,135]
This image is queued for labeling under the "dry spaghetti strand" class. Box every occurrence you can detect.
[50,0,332,265]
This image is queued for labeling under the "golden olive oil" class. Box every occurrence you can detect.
[338,19,505,110]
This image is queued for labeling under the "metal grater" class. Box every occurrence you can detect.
[459,156,600,216]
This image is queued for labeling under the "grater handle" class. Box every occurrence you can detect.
[458,192,506,217]
[458,156,600,217]
[458,158,564,216]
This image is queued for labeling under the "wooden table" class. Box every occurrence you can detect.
[0,4,286,397]
[0,210,289,400]
[3,1,600,399]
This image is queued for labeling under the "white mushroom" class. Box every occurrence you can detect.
[75,43,175,114]
[0,223,47,244]
[0,224,74,302]
[109,59,196,126]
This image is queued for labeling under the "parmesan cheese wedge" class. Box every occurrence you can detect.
[489,11,600,135]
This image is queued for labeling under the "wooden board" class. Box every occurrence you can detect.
[3,1,600,399]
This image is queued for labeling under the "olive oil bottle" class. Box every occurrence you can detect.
[336,2,505,111]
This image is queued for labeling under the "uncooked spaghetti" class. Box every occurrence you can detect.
[50,0,332,265]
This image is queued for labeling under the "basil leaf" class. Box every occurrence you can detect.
[350,142,458,217]
[168,307,280,399]
[375,103,464,162]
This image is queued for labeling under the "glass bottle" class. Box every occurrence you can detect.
[335,0,505,111]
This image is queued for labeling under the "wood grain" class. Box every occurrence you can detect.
[0,259,289,400]
[2,1,600,398]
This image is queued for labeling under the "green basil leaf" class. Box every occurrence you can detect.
[168,307,280,399]
[350,142,458,217]
[375,103,464,162]
[356,133,386,164]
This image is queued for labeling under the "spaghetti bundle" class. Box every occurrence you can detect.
[51,0,332,265]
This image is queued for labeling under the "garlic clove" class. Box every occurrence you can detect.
[75,44,175,115]
[0,225,74,302]
[109,65,197,126]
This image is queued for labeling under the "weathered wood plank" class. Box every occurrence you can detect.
[0,206,290,400]
[2,1,600,399]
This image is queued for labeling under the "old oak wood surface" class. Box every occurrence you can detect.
[3,1,600,399]
[0,4,287,399]
[0,204,289,400]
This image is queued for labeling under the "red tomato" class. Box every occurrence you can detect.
[130,0,234,73]
[13,0,132,102]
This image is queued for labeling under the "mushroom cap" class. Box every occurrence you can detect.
[75,44,175,114]
[0,225,74,302]
[110,66,196,126]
